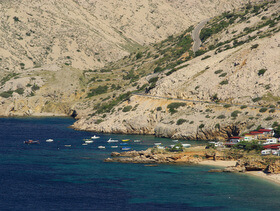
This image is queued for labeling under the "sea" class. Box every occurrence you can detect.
[1,117,280,210]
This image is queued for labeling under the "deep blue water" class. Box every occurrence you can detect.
[1,117,280,210]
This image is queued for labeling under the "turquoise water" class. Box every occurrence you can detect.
[1,117,280,210]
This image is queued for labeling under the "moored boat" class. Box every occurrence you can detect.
[134,140,141,143]
[85,140,93,144]
[121,147,131,151]
[120,143,128,146]
[182,144,191,148]
[107,138,118,143]
[91,135,100,139]
[122,139,130,142]
[98,146,106,149]
[154,143,162,146]
[111,146,118,148]
[24,140,40,144]
[46,139,54,142]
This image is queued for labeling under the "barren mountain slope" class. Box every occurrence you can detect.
[73,1,280,140]
[0,0,254,71]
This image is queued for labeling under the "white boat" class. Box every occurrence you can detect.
[85,140,93,144]
[82,143,88,146]
[46,139,54,142]
[64,145,71,147]
[182,144,191,148]
[170,145,175,148]
[98,146,105,149]
[107,138,118,143]
[157,146,165,150]
[154,143,162,146]
[172,140,179,142]
[134,140,141,143]
[111,146,118,148]
[91,135,100,139]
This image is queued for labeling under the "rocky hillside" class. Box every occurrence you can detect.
[73,1,280,140]
[0,0,253,71]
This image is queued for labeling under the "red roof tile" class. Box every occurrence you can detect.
[258,129,272,132]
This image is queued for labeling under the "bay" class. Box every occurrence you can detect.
[0,117,280,210]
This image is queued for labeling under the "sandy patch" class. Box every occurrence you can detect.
[199,160,237,167]
[246,171,280,186]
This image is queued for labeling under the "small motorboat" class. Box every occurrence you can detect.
[91,135,100,139]
[82,143,88,146]
[134,140,141,143]
[24,140,40,144]
[111,146,118,148]
[46,139,54,142]
[64,145,71,147]
[120,143,128,146]
[182,144,191,148]
[122,139,130,142]
[107,138,118,143]
[157,146,165,150]
[154,143,162,146]
[172,140,179,142]
[84,140,93,144]
[98,146,106,149]
[121,147,131,151]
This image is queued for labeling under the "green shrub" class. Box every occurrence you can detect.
[177,119,187,125]
[153,66,162,73]
[0,91,13,98]
[167,102,186,114]
[15,88,24,95]
[122,106,132,112]
[223,104,231,108]
[258,68,267,76]
[219,73,227,77]
[148,77,159,84]
[189,121,194,124]
[201,55,211,60]
[199,124,205,129]
[259,108,267,113]
[233,141,263,152]
[13,16,20,22]
[87,85,108,97]
[240,105,247,109]
[31,84,40,91]
[252,97,262,102]
[136,52,142,60]
[156,107,162,111]
[265,116,273,121]
[217,115,226,119]
[95,119,103,124]
[220,80,228,85]
[210,93,219,102]
[269,109,275,113]
[214,69,223,74]
[231,110,241,118]
[251,44,259,49]
[215,123,220,129]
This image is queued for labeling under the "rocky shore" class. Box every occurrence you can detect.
[105,147,280,176]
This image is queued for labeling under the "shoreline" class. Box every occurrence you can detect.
[246,171,280,186]
[198,160,280,186]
